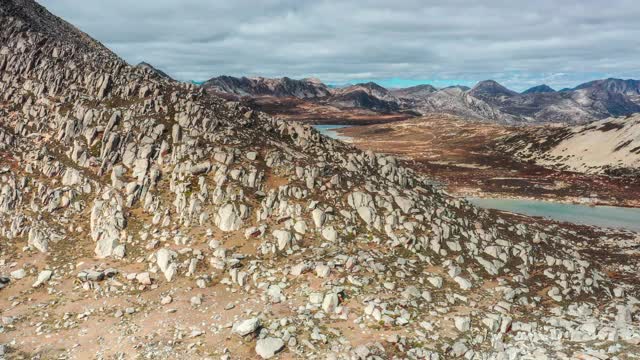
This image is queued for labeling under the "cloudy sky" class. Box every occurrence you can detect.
[41,0,640,91]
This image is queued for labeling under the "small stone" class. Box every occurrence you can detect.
[427,276,443,288]
[190,329,204,338]
[232,318,261,336]
[315,264,330,278]
[255,337,284,359]
[451,341,468,357]
[136,272,152,285]
[78,270,104,282]
[309,292,324,304]
[10,268,26,279]
[453,276,472,290]
[32,270,53,288]
[454,316,471,332]
[191,295,202,306]
[322,293,339,313]
[548,287,563,302]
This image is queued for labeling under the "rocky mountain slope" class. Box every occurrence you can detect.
[1,1,640,359]
[497,114,640,177]
[204,75,640,124]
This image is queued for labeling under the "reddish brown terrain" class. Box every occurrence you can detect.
[338,114,640,207]
[207,93,417,125]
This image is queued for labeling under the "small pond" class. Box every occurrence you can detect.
[312,125,352,141]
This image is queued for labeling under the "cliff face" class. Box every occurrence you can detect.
[1,1,639,359]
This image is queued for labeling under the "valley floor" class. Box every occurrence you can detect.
[336,114,640,208]
[245,96,415,125]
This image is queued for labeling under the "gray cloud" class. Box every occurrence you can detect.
[40,0,640,91]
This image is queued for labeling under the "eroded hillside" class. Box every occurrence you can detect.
[497,115,640,178]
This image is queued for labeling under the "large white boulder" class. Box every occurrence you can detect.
[214,203,242,232]
[255,337,284,359]
[91,191,126,258]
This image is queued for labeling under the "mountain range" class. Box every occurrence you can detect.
[204,75,640,124]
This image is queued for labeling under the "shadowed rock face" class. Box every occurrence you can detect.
[2,1,640,359]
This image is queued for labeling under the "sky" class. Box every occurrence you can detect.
[40,0,640,92]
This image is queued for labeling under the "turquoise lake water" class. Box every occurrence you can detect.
[468,197,640,232]
[312,125,352,141]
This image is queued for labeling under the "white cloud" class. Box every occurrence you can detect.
[39,0,640,91]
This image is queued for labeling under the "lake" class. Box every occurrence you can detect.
[312,125,352,141]
[468,197,640,232]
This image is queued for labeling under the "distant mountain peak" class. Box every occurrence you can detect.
[522,84,556,94]
[354,82,388,92]
[472,80,514,91]
[469,80,517,100]
[404,84,437,91]
[303,77,323,84]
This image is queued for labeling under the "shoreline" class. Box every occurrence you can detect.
[452,189,640,209]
